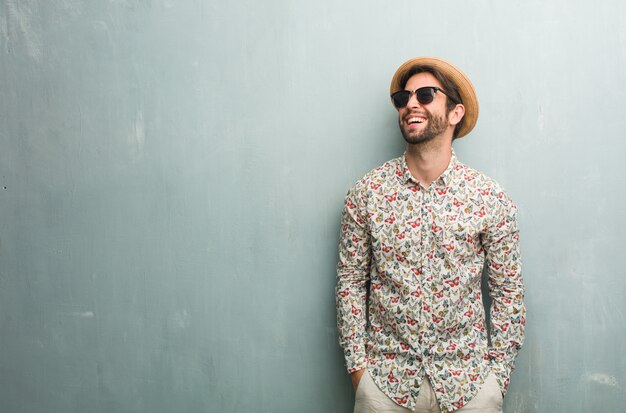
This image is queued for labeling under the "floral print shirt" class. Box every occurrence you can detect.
[336,150,525,412]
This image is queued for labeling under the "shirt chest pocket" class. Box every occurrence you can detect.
[434,211,481,260]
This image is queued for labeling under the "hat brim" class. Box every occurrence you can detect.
[390,57,479,138]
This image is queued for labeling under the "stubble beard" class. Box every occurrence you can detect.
[400,110,448,146]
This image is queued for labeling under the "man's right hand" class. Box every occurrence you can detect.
[351,369,366,391]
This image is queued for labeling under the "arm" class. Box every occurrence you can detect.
[336,184,371,374]
[482,191,526,394]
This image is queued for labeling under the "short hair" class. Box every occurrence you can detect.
[398,65,464,139]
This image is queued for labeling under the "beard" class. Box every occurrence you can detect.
[399,110,448,145]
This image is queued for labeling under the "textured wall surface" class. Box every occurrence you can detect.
[1,1,625,412]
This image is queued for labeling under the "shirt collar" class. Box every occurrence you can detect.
[397,148,460,187]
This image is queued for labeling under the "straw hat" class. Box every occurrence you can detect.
[389,57,479,138]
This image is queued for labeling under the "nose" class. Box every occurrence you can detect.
[406,90,422,108]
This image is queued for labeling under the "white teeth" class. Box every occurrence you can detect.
[408,117,425,124]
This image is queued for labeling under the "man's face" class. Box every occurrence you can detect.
[397,72,451,145]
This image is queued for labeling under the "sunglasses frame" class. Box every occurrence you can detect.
[390,86,460,109]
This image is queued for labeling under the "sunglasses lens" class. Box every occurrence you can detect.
[391,91,410,108]
[416,88,435,105]
[392,88,438,108]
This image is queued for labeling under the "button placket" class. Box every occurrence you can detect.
[420,187,433,268]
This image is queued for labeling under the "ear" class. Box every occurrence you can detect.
[448,104,465,127]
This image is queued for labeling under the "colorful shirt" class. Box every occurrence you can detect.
[336,150,525,412]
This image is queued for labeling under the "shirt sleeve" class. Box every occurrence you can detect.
[482,190,526,394]
[336,182,371,373]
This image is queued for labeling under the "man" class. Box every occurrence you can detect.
[336,57,525,413]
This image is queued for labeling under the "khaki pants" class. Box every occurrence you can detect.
[354,371,503,413]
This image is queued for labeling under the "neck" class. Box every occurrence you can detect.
[404,137,453,188]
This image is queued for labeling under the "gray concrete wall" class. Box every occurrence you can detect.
[1,1,625,412]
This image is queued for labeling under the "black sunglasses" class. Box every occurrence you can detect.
[390,86,459,109]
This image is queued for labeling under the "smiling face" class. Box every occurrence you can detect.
[398,72,455,145]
